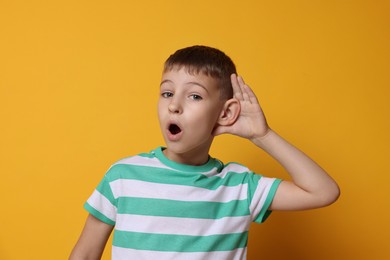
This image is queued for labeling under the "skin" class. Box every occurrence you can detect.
[69,70,340,259]
[69,214,113,260]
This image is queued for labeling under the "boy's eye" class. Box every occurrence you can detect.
[189,94,202,101]
[161,92,173,98]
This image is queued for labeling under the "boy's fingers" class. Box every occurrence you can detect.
[243,84,259,104]
[238,75,258,104]
[237,75,246,85]
[237,76,251,102]
[232,74,259,104]
[231,74,243,100]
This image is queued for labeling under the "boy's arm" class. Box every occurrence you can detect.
[253,129,340,210]
[214,74,340,211]
[69,214,113,260]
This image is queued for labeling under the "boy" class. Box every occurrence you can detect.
[70,45,339,260]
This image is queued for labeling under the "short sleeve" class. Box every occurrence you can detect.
[247,173,282,223]
[84,173,117,226]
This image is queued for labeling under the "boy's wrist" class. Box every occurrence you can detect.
[250,128,276,148]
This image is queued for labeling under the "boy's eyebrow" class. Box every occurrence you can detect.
[160,80,209,93]
[160,79,172,86]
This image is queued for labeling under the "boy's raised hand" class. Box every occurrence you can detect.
[214,74,270,141]
[214,75,340,211]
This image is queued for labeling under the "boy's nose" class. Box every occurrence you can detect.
[168,101,182,114]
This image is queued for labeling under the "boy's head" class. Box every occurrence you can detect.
[163,45,236,100]
[158,45,241,165]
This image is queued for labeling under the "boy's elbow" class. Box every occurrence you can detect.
[319,182,340,207]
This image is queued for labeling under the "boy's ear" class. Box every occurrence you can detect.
[217,98,241,126]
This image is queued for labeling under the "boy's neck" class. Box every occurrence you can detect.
[162,147,211,166]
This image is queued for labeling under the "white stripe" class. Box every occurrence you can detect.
[112,155,171,170]
[86,190,117,221]
[211,163,250,178]
[115,214,251,236]
[112,246,247,260]
[198,166,220,177]
[110,179,248,202]
[249,177,275,220]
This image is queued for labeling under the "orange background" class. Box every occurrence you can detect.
[1,1,389,259]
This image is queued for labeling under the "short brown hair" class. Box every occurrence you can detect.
[164,45,236,100]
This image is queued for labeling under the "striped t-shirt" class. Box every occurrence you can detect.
[85,147,281,260]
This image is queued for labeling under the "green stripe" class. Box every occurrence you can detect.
[113,230,248,252]
[245,172,262,207]
[84,202,116,226]
[95,176,117,206]
[106,164,251,190]
[254,179,282,223]
[117,197,250,219]
[137,152,155,159]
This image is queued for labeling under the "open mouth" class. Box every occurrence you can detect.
[169,124,182,135]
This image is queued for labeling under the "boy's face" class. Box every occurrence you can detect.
[158,67,225,165]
